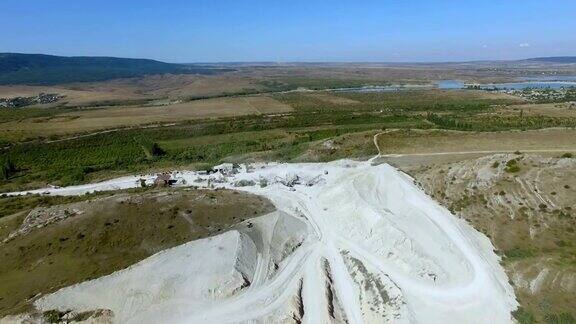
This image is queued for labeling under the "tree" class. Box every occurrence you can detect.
[0,157,16,180]
[134,136,165,159]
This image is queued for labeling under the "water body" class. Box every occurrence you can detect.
[437,80,465,89]
[476,81,576,90]
[330,81,464,92]
[438,79,576,90]
[331,84,432,93]
[518,76,576,82]
[329,78,576,93]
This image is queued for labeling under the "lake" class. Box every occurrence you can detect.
[330,78,576,93]
[476,81,576,90]
[438,78,576,90]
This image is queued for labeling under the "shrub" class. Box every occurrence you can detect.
[560,152,574,158]
[544,312,575,324]
[259,177,268,188]
[512,307,536,324]
[60,168,86,186]
[234,180,255,187]
[43,310,66,323]
[134,136,165,159]
[539,203,548,210]
[505,159,521,173]
[504,247,535,260]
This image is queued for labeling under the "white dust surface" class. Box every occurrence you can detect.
[9,160,517,323]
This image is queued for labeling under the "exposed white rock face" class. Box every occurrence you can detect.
[13,160,517,323]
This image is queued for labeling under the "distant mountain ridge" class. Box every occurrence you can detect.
[523,56,576,63]
[0,53,232,85]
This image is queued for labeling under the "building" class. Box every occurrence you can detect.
[153,174,176,187]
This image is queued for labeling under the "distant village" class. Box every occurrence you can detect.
[0,93,63,108]
[505,87,576,103]
[466,85,576,104]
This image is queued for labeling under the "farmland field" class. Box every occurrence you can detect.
[0,96,292,142]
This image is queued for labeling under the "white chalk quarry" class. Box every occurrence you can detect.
[12,160,518,323]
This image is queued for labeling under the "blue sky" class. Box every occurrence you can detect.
[1,0,574,62]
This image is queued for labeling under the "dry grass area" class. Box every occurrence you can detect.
[0,62,558,107]
[500,103,576,118]
[303,92,361,105]
[278,127,576,166]
[244,64,575,84]
[0,63,570,107]
[0,188,274,317]
[239,96,294,114]
[294,130,380,162]
[76,73,263,99]
[476,91,528,101]
[0,73,263,106]
[376,128,576,156]
[406,154,576,323]
[0,95,292,140]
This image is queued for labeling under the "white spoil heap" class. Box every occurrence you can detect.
[11,160,517,323]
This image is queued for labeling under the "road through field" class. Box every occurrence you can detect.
[373,129,576,158]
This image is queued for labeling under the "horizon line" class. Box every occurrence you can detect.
[2,51,576,65]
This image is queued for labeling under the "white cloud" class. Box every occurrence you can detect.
[482,44,488,48]
[519,42,530,48]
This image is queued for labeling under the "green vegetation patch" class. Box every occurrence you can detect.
[1,89,575,192]
[505,159,521,173]
[274,89,517,113]
[503,247,535,261]
[0,112,429,191]
[513,307,537,324]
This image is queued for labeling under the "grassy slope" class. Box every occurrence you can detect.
[0,188,274,316]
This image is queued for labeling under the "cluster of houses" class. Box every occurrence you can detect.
[0,93,62,108]
[498,88,576,102]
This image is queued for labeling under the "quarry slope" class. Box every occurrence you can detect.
[407,153,576,322]
[6,160,518,323]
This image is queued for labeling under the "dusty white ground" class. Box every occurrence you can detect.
[8,160,518,323]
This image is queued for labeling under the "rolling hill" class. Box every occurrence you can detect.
[0,53,233,85]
